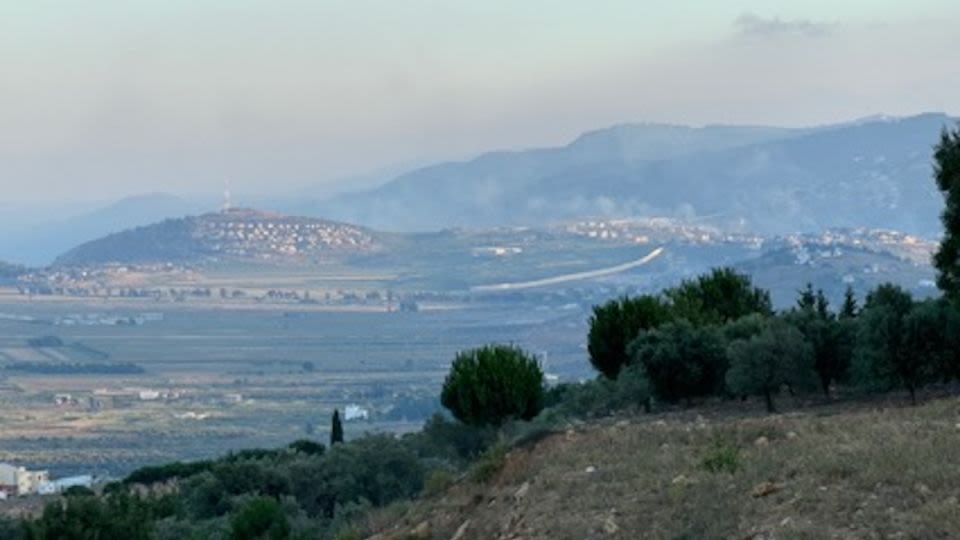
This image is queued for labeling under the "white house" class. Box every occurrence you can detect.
[344,404,369,421]
[18,469,49,496]
[0,463,49,496]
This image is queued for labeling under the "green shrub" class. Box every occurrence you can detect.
[229,497,290,540]
[287,439,325,456]
[701,439,740,474]
[63,485,95,497]
[332,527,364,540]
[409,413,497,462]
[422,468,455,497]
[470,443,508,483]
[441,345,544,427]
[545,364,652,419]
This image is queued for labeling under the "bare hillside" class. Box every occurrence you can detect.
[364,397,960,540]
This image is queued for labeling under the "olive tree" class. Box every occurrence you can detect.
[853,284,931,404]
[726,318,817,412]
[630,320,727,404]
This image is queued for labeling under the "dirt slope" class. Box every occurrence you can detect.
[366,397,960,540]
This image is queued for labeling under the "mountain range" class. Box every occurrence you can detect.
[310,113,955,235]
[2,113,955,267]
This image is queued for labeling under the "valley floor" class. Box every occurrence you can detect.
[367,395,960,540]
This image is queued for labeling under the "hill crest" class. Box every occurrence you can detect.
[53,209,379,267]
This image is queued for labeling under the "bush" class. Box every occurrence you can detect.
[63,485,95,497]
[229,497,290,540]
[440,345,544,427]
[546,364,652,418]
[422,468,455,497]
[409,413,497,462]
[124,460,214,486]
[469,443,508,483]
[288,434,424,518]
[588,295,673,378]
[701,439,740,474]
[23,492,154,540]
[0,516,23,540]
[288,439,325,456]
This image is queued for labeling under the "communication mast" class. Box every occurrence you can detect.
[222,180,233,213]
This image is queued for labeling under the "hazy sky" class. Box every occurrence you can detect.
[2,1,959,203]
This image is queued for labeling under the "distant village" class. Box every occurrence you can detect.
[563,218,934,265]
[195,208,378,259]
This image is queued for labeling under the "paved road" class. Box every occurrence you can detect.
[470,246,665,292]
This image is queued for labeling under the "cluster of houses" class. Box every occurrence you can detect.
[0,463,92,500]
[52,312,165,327]
[777,228,935,266]
[563,218,764,247]
[197,210,377,259]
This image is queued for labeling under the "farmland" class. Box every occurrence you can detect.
[0,297,588,479]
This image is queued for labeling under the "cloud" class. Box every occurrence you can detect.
[734,13,835,39]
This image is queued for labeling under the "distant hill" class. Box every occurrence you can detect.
[0,261,26,283]
[0,193,203,266]
[313,113,955,236]
[48,208,937,311]
[54,208,380,267]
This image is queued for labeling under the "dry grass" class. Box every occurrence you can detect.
[365,396,960,540]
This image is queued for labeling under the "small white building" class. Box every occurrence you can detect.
[18,469,49,496]
[138,390,161,401]
[344,404,369,421]
[0,463,49,496]
[38,475,94,495]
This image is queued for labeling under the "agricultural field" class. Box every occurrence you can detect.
[0,298,589,479]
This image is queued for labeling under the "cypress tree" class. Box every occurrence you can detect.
[840,286,858,319]
[797,283,816,312]
[933,125,960,301]
[815,289,831,320]
[330,409,344,445]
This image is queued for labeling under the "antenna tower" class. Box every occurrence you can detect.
[222,180,233,213]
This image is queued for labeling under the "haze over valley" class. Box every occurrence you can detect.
[4,2,960,538]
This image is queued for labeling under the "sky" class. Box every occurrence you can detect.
[2,0,959,204]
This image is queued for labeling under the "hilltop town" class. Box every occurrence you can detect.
[52,208,380,268]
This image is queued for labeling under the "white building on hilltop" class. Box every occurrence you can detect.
[0,463,49,496]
